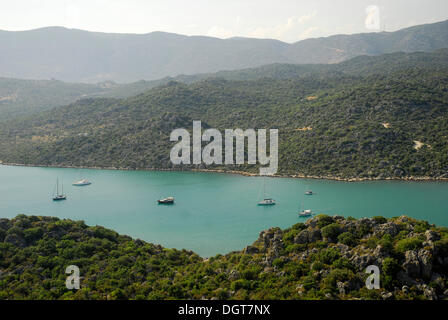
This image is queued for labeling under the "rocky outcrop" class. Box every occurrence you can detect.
[403,251,421,278]
[256,228,284,266]
[243,245,259,254]
[425,230,440,242]
[374,222,400,237]
[294,229,322,244]
[402,249,433,280]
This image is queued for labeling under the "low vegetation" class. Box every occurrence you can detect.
[1,214,447,300]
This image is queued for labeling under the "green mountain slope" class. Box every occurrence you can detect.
[0,20,447,82]
[1,214,447,299]
[0,78,173,122]
[2,49,448,123]
[0,51,448,179]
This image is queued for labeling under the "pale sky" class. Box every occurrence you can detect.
[0,0,447,43]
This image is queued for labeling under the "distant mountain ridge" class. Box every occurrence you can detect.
[1,19,448,82]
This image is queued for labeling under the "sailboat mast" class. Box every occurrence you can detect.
[263,176,266,198]
[56,178,59,196]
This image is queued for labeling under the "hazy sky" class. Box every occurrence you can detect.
[0,0,447,43]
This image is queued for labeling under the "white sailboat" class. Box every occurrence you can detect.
[305,185,314,195]
[298,201,312,217]
[258,176,276,206]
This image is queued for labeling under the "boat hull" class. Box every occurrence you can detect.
[258,202,276,206]
[158,200,174,204]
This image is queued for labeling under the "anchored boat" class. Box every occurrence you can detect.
[158,197,174,204]
[73,179,92,186]
[299,209,313,217]
[53,178,67,201]
[258,176,276,206]
[258,198,276,206]
[298,200,312,217]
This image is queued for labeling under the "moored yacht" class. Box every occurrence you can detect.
[258,198,276,206]
[53,178,67,201]
[73,179,92,186]
[158,197,174,204]
[73,179,92,187]
[258,176,276,206]
[299,209,312,217]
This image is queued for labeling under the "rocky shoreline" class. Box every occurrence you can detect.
[1,161,448,182]
[244,215,448,300]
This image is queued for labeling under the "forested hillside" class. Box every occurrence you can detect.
[0,78,170,122]
[0,50,447,179]
[1,214,448,300]
[2,49,448,123]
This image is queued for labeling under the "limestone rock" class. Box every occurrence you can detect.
[374,222,399,237]
[425,230,440,242]
[403,251,420,278]
[294,229,321,244]
[243,245,259,254]
[228,270,240,281]
[381,292,393,300]
[417,249,432,279]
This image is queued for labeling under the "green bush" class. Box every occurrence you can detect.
[321,223,342,241]
[394,238,424,253]
[231,279,252,291]
[372,216,387,224]
[311,261,324,271]
[23,227,44,243]
[317,215,334,229]
[291,223,306,231]
[282,230,299,244]
[322,268,355,290]
[364,237,379,249]
[318,248,341,265]
[378,235,393,252]
[337,232,358,247]
[414,221,431,233]
[332,258,354,270]
[382,257,400,289]
[434,239,448,257]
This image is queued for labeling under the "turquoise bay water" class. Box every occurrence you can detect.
[1,165,448,257]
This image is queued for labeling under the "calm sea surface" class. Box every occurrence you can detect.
[1,165,447,257]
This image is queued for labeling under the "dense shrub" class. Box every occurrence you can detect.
[321,224,342,241]
[317,216,334,229]
[372,216,387,224]
[394,238,424,253]
[318,248,341,265]
[337,232,358,246]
